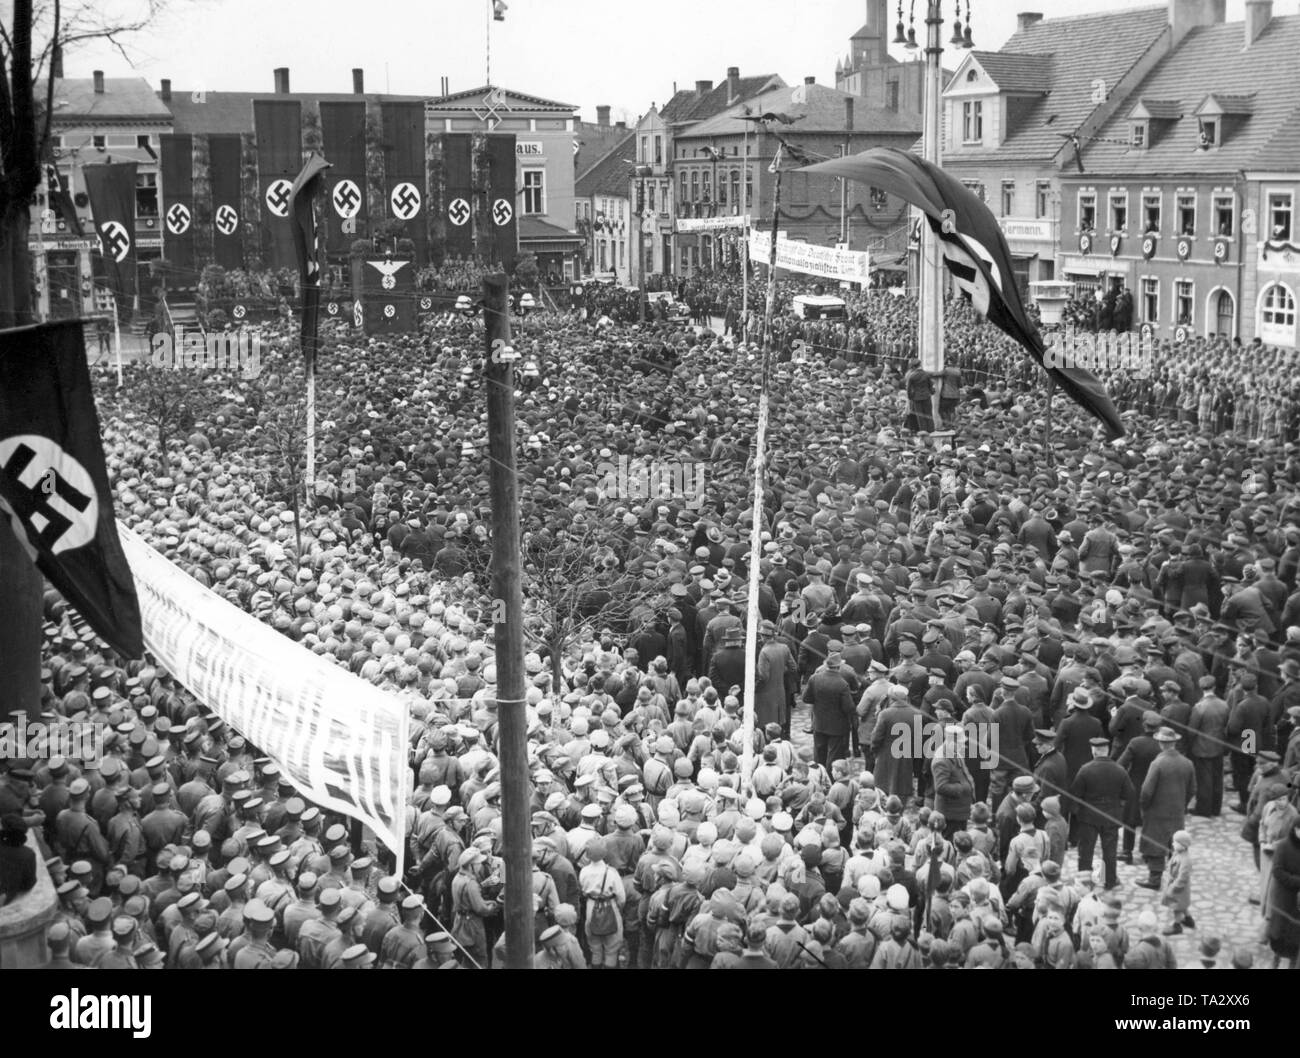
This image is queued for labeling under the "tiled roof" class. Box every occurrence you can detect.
[1131,98,1183,120]
[945,5,1169,163]
[1195,93,1256,116]
[518,216,583,242]
[51,77,173,122]
[680,82,921,139]
[1252,106,1300,171]
[165,91,426,135]
[575,131,637,198]
[660,74,785,124]
[574,122,633,177]
[970,52,1054,95]
[1079,15,1300,175]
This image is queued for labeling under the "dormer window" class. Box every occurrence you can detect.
[962,100,983,144]
[1131,122,1147,149]
[1198,119,1217,149]
[966,69,979,83]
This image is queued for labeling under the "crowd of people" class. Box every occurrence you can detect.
[3,278,1300,971]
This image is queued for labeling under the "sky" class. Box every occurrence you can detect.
[53,0,1283,122]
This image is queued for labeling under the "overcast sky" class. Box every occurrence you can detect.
[61,0,1279,122]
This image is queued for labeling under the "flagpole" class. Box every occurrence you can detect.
[741,148,784,793]
[740,122,750,343]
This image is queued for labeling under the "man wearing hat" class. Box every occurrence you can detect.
[1069,737,1135,890]
[232,899,279,968]
[379,894,427,969]
[450,848,497,967]
[805,650,856,770]
[708,624,749,701]
[1115,712,1164,865]
[52,778,109,894]
[1187,675,1229,817]
[1137,728,1196,891]
[298,887,344,968]
[754,619,798,734]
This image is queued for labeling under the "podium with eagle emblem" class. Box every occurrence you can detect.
[356,254,416,335]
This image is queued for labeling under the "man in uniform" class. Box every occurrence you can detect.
[450,846,497,967]
[53,778,109,894]
[378,893,427,968]
[297,887,343,968]
[231,898,279,968]
[1137,727,1196,891]
[282,871,322,948]
[362,875,402,954]
[141,783,187,857]
[1069,737,1135,890]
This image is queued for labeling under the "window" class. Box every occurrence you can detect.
[135,171,158,217]
[962,100,983,143]
[690,171,698,204]
[1177,193,1196,236]
[718,173,727,205]
[1142,193,1161,234]
[1131,122,1147,149]
[522,169,545,214]
[1001,181,1015,217]
[92,134,105,150]
[701,169,711,203]
[1141,277,1159,324]
[730,170,740,211]
[1078,192,1097,232]
[1269,192,1293,240]
[1175,279,1194,325]
[654,135,662,166]
[962,180,985,202]
[136,134,152,151]
[1260,283,1296,334]
[1214,194,1234,237]
[870,187,888,210]
[966,69,979,83]
[647,183,656,213]
[640,136,648,163]
[1198,119,1217,149]
[745,170,753,211]
[679,170,688,205]
[1110,192,1128,231]
[1036,181,1051,218]
[619,240,625,267]
[887,80,900,111]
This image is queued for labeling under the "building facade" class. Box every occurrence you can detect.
[1057,3,1300,346]
[835,0,929,115]
[575,130,636,283]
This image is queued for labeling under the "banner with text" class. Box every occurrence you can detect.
[747,230,870,283]
[677,214,751,232]
[117,524,408,865]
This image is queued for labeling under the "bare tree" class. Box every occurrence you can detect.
[249,390,307,563]
[130,360,214,456]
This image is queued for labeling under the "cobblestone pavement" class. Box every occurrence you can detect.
[786,701,1276,968]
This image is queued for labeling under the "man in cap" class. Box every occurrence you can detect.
[231,899,279,968]
[73,896,115,965]
[362,875,403,954]
[1188,675,1229,817]
[449,848,497,967]
[1069,737,1135,890]
[379,894,428,969]
[1137,728,1196,890]
[297,887,344,968]
[1115,712,1164,865]
[805,650,856,770]
[52,778,109,893]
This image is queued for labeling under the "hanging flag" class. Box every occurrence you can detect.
[82,161,139,309]
[44,162,84,236]
[289,152,332,372]
[253,99,302,270]
[159,134,195,272]
[800,148,1124,439]
[209,134,245,270]
[0,320,143,658]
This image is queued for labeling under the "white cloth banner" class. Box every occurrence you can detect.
[117,524,409,866]
[748,230,870,283]
[676,214,751,232]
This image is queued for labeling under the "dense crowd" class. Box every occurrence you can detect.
[3,283,1300,971]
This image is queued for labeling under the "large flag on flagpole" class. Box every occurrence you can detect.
[800,148,1124,440]
[45,161,84,236]
[0,320,143,658]
[289,152,331,372]
[82,161,139,310]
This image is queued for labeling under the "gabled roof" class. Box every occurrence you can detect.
[1252,106,1300,172]
[968,52,1054,94]
[1194,93,1255,117]
[850,22,883,39]
[574,122,633,176]
[51,77,173,122]
[660,74,785,124]
[427,85,577,113]
[1078,15,1300,175]
[943,5,1169,163]
[575,131,637,199]
[1129,98,1183,120]
[164,90,427,135]
[680,82,921,139]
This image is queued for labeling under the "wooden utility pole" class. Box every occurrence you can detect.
[482,273,532,968]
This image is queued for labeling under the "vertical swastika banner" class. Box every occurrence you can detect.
[0,321,143,658]
[382,101,428,265]
[253,99,302,269]
[82,161,139,309]
[320,101,367,255]
[209,135,245,270]
[486,133,518,274]
[160,134,195,273]
[442,134,475,261]
[116,523,409,867]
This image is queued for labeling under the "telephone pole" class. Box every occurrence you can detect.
[482,273,532,968]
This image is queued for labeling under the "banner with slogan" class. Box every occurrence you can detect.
[677,214,751,232]
[747,229,870,283]
[116,524,409,867]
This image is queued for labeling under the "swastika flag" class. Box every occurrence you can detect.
[0,320,143,658]
[82,161,139,310]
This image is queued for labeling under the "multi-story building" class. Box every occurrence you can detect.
[32,69,173,319]
[672,79,921,277]
[835,0,930,114]
[1058,1,1300,346]
[574,130,636,282]
[937,4,1179,299]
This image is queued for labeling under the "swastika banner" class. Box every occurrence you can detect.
[82,161,139,308]
[116,522,409,867]
[0,320,143,658]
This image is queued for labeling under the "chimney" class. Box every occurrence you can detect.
[804,76,816,85]
[1169,0,1226,47]
[92,70,104,95]
[352,68,364,94]
[1245,0,1272,47]
[615,120,626,129]
[273,67,290,94]
[51,44,63,79]
[727,66,740,103]
[1016,12,1043,32]
[596,105,611,127]
[845,96,855,132]
[695,80,713,95]
[159,79,171,102]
